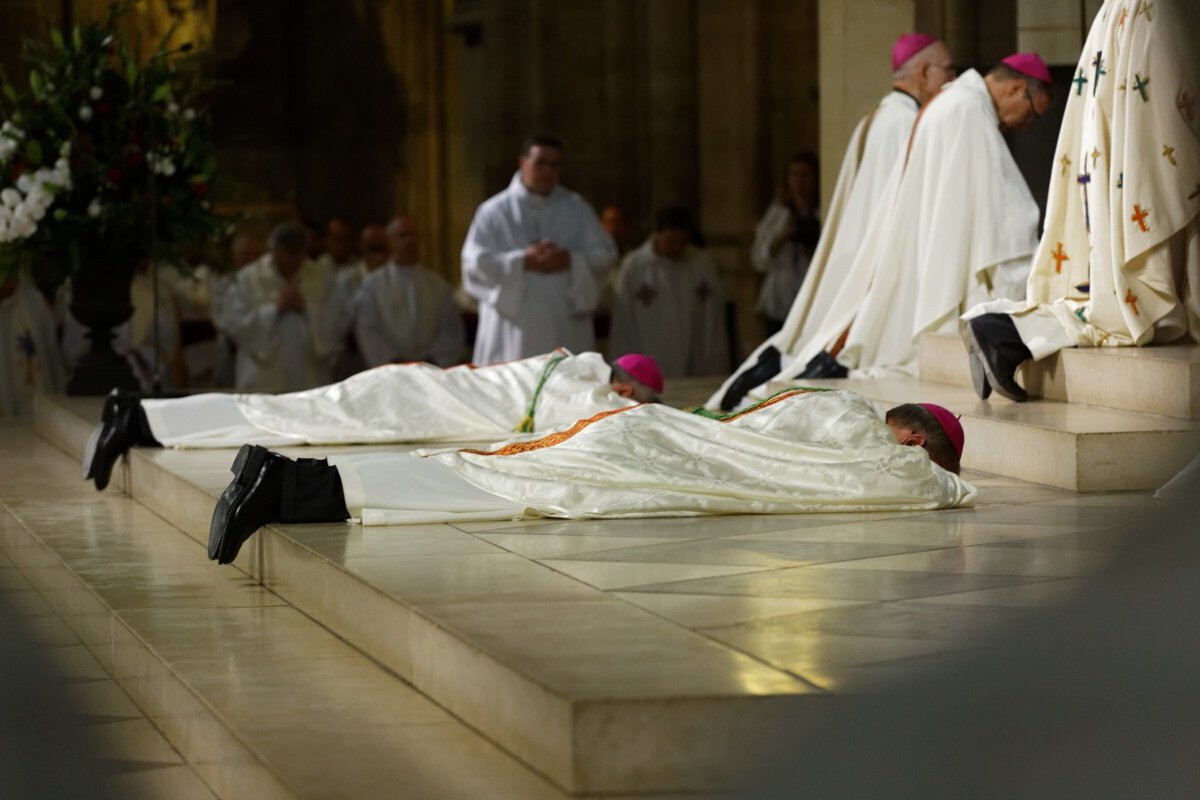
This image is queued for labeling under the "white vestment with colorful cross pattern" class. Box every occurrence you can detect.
[966,0,1200,356]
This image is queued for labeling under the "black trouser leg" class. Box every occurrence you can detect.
[719,346,782,411]
[280,458,350,523]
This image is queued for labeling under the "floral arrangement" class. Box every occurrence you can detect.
[0,1,227,293]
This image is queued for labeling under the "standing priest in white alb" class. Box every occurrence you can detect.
[610,205,729,377]
[461,134,617,364]
[354,214,464,368]
[963,0,1199,402]
[713,33,956,409]
[216,220,342,393]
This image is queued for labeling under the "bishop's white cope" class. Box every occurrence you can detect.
[710,90,920,407]
[140,350,635,448]
[0,273,65,418]
[462,173,617,365]
[966,0,1200,355]
[328,389,976,526]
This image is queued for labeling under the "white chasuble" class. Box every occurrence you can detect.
[140,349,635,448]
[0,274,65,418]
[331,389,976,526]
[218,255,340,392]
[354,262,463,368]
[967,0,1200,357]
[708,90,919,407]
[462,173,617,365]
[609,239,729,377]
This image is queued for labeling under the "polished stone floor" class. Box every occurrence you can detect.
[1,400,1186,797]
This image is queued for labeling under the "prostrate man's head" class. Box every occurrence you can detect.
[610,353,664,404]
[518,134,563,196]
[325,217,357,266]
[891,33,956,106]
[885,403,964,475]
[652,205,697,262]
[268,221,310,280]
[386,214,421,266]
[360,224,390,271]
[985,53,1053,132]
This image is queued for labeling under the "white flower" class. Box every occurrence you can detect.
[59,141,71,157]
[16,174,35,193]
[88,199,104,218]
[184,108,196,121]
[1,188,19,208]
[79,105,93,121]
[89,86,103,100]
[167,102,180,116]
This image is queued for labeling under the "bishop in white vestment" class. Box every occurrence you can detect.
[462,136,617,364]
[963,0,1199,401]
[712,34,956,409]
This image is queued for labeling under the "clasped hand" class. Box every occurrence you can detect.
[524,240,570,273]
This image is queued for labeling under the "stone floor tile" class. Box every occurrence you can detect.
[539,559,770,590]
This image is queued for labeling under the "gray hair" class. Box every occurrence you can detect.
[611,365,662,404]
[268,221,309,255]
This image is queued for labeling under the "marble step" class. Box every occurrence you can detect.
[918,333,1200,421]
[1,420,567,800]
[765,377,1200,492]
[33,394,822,796]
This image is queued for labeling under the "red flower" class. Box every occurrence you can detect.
[97,102,113,117]
[191,182,208,196]
[106,167,123,183]
[125,149,143,167]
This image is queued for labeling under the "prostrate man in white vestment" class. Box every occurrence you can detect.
[355,214,464,369]
[713,33,956,410]
[205,391,975,564]
[964,0,1200,401]
[462,134,617,364]
[610,205,730,377]
[0,274,65,418]
[81,350,664,490]
[216,220,341,393]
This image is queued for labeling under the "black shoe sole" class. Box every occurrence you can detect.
[208,444,269,564]
[959,325,993,400]
[964,322,1028,402]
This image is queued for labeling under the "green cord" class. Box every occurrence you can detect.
[513,352,569,432]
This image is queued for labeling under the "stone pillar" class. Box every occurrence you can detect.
[1016,0,1094,65]
[818,0,915,212]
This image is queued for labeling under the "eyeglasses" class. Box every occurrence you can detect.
[1024,88,1043,120]
[934,62,957,78]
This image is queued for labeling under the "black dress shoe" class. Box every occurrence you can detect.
[963,314,1033,402]
[84,390,155,491]
[209,445,284,564]
[719,346,782,410]
[795,350,849,379]
[959,325,993,400]
[208,445,351,565]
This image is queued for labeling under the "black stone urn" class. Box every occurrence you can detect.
[65,259,141,396]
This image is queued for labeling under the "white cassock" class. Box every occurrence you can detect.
[462,173,617,364]
[709,90,921,406]
[0,274,65,418]
[327,389,976,526]
[329,262,369,381]
[966,0,1200,355]
[354,261,464,368]
[609,238,729,377]
[216,254,340,393]
[139,349,635,448]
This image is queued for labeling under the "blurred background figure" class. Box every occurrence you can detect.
[752,151,821,336]
[0,273,65,418]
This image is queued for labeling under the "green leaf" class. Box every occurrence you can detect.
[2,83,16,103]
[28,70,42,99]
[51,29,65,51]
[72,26,82,51]
[152,83,172,103]
[54,209,68,221]
[24,138,42,165]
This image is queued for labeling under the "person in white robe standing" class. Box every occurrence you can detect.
[610,205,730,377]
[327,222,388,381]
[963,0,1200,401]
[216,220,341,393]
[712,34,956,410]
[0,273,65,418]
[81,349,664,490]
[462,134,617,364]
[204,390,975,564]
[355,214,464,369]
[753,152,822,336]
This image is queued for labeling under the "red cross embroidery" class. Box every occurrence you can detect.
[1125,288,1140,315]
[1051,242,1069,274]
[1130,204,1151,232]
